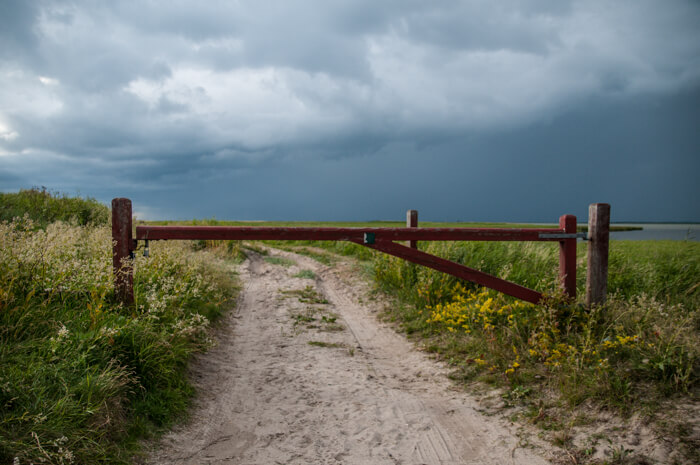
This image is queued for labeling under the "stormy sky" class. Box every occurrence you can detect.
[1,0,699,222]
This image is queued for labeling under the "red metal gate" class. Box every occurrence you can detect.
[112,199,610,308]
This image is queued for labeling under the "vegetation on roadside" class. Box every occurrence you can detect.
[372,240,699,461]
[371,240,698,397]
[0,193,239,464]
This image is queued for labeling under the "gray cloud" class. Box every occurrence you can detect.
[1,0,699,221]
[0,0,41,62]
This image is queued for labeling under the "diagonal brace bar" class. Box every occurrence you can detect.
[351,240,544,304]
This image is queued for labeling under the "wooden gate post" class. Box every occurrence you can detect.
[586,203,610,307]
[559,214,577,299]
[406,209,418,249]
[112,198,134,306]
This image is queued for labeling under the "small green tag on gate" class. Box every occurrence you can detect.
[363,232,375,244]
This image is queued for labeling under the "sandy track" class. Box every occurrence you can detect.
[148,249,552,465]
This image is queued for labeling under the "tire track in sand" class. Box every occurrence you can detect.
[148,248,552,464]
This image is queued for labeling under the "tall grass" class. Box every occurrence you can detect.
[370,239,699,412]
[373,240,699,306]
[0,217,237,464]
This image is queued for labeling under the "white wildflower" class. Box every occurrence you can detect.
[99,327,118,338]
[57,324,69,339]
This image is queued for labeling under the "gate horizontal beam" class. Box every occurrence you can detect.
[351,240,543,304]
[136,225,566,242]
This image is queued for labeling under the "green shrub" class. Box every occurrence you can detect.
[0,187,109,227]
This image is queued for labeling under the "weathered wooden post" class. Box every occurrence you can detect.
[406,209,418,249]
[586,203,610,307]
[559,214,577,300]
[112,198,134,306]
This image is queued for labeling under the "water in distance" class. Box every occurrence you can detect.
[610,224,699,241]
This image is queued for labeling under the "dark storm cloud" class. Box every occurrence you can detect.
[0,1,41,63]
[1,0,699,221]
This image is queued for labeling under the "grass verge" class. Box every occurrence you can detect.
[0,216,239,464]
[371,240,699,461]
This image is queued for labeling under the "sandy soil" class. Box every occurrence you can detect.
[148,248,554,465]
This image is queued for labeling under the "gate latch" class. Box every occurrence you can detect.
[538,232,589,240]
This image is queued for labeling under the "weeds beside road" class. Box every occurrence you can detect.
[0,216,238,464]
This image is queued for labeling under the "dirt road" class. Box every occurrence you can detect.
[148,248,552,464]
